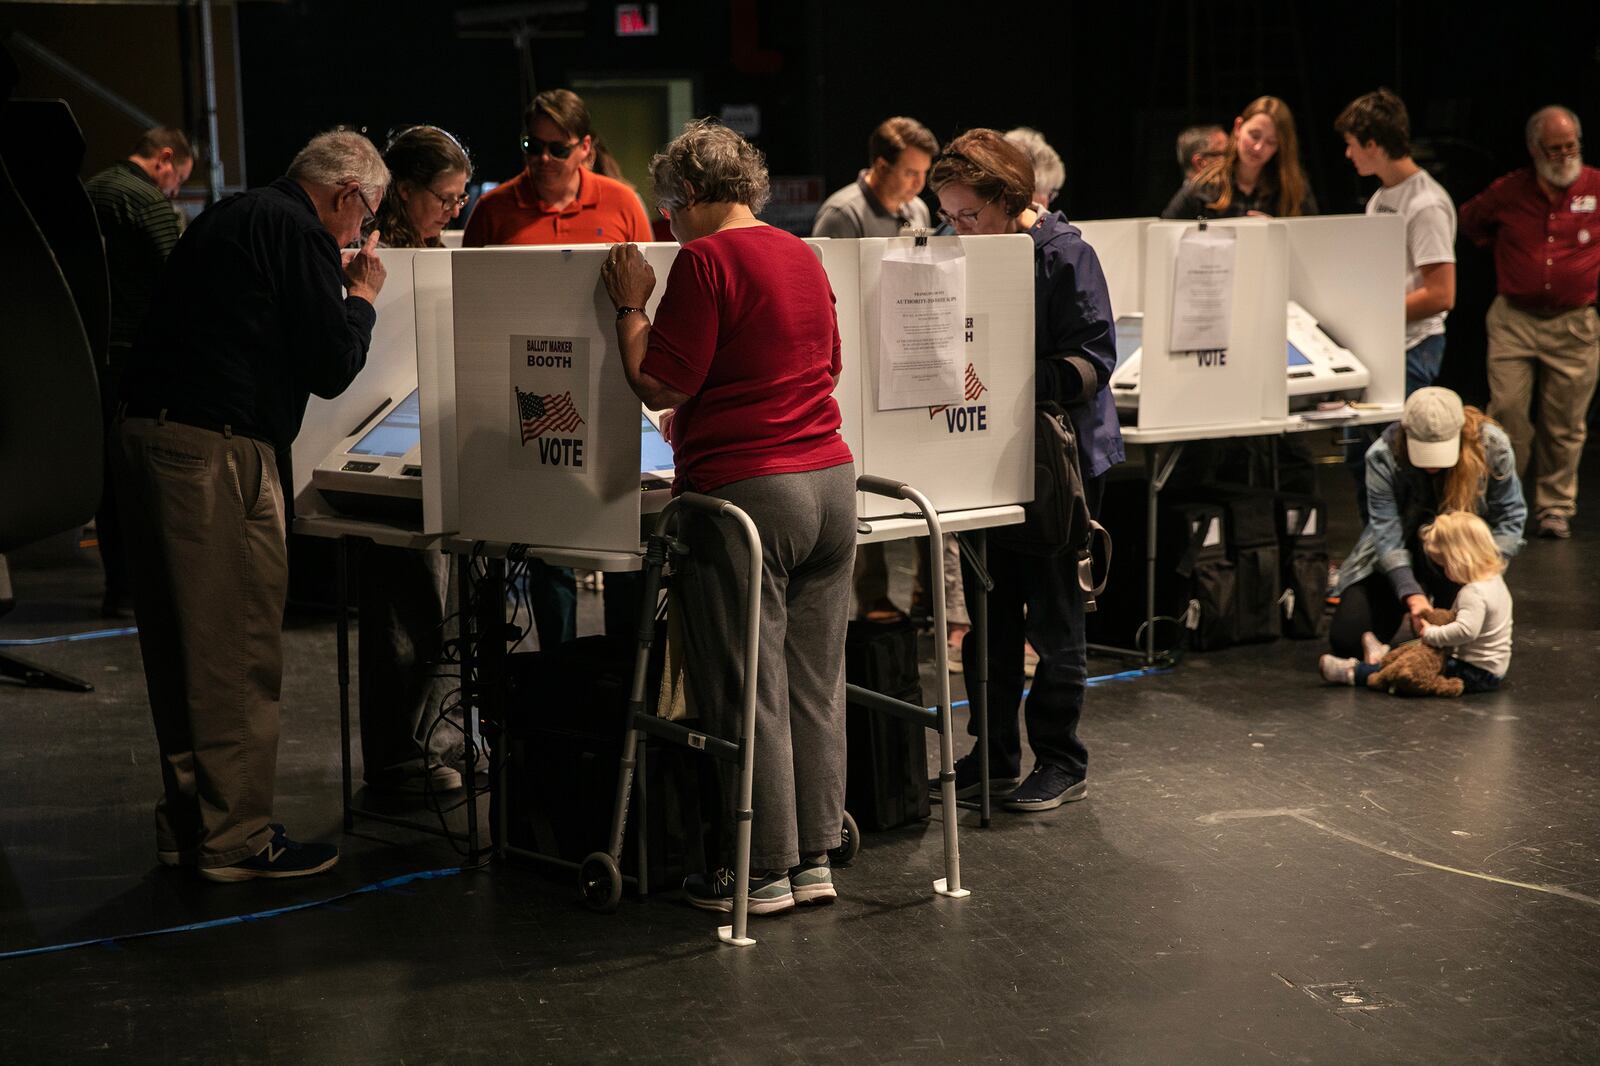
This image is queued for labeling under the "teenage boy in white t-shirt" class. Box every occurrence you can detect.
[1336,88,1457,394]
[1336,89,1459,521]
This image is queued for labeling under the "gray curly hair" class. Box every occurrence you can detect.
[650,118,770,214]
[288,129,390,197]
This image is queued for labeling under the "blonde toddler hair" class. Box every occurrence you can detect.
[1421,511,1505,585]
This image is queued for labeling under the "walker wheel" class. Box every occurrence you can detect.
[830,810,861,867]
[579,851,623,913]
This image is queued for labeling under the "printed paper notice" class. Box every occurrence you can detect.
[877,242,966,410]
[509,335,590,476]
[1169,226,1236,353]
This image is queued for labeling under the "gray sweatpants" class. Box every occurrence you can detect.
[676,463,856,872]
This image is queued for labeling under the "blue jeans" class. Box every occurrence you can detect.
[959,476,1102,780]
[1404,333,1447,397]
[1355,655,1501,694]
[1347,334,1449,522]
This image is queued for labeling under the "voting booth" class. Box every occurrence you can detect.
[1077,214,1406,432]
[293,248,458,533]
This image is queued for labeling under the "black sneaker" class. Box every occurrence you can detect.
[1003,764,1087,812]
[197,824,340,883]
[930,751,1019,800]
[682,867,794,915]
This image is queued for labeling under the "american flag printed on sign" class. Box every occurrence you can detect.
[515,386,585,444]
[928,364,988,418]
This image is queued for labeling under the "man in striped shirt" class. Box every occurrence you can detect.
[85,126,192,618]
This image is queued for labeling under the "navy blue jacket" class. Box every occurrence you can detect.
[1030,210,1124,479]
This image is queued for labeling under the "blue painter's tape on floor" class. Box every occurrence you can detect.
[0,867,461,961]
[940,666,1171,711]
[0,626,138,647]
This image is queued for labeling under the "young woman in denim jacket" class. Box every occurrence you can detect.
[1329,388,1525,659]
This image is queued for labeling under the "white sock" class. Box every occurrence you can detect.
[1320,654,1357,685]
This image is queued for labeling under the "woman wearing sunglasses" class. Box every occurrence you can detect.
[929,129,1123,812]
[462,88,651,249]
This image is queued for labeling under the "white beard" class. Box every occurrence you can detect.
[1537,155,1583,188]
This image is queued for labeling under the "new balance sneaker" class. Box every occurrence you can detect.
[789,858,837,906]
[197,825,340,883]
[682,867,794,915]
[1003,764,1087,812]
[930,751,1020,800]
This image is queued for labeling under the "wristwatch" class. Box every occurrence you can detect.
[615,306,646,320]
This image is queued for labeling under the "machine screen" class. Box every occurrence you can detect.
[1114,315,1143,370]
[1287,342,1312,368]
[349,390,421,458]
[640,413,675,474]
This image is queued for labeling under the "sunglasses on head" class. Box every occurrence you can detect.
[520,135,580,160]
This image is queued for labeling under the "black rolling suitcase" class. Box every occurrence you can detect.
[843,619,930,831]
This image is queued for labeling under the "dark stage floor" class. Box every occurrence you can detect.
[3,454,1599,1065]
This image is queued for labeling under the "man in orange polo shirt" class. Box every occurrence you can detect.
[464,88,651,649]
[463,88,651,247]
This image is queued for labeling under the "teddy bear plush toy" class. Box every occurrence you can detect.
[1364,607,1463,697]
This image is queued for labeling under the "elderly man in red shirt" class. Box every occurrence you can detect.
[1460,105,1600,540]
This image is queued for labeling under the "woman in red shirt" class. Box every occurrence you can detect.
[602,120,856,915]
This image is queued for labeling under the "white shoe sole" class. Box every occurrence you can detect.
[1003,780,1088,811]
[686,890,795,915]
[198,852,340,883]
[792,882,837,905]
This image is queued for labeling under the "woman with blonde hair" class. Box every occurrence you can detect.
[1327,387,1525,665]
[1322,510,1514,694]
[1162,95,1318,218]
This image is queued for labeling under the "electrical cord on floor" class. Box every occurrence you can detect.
[0,867,462,961]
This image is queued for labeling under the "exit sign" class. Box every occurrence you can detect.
[615,4,658,36]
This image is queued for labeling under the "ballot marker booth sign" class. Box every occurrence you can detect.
[510,335,591,475]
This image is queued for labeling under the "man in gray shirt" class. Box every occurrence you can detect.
[813,117,942,637]
[813,116,937,239]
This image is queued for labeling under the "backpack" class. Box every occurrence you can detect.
[993,401,1112,609]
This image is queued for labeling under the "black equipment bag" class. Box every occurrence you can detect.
[843,619,930,831]
[497,634,713,892]
[1276,493,1331,639]
[1187,485,1281,645]
[1162,500,1238,651]
[992,402,1111,610]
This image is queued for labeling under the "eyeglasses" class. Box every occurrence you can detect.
[936,192,1000,228]
[520,135,581,160]
[356,187,378,225]
[423,186,470,211]
[1540,138,1581,159]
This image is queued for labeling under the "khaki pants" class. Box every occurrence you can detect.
[1486,295,1600,517]
[117,416,288,867]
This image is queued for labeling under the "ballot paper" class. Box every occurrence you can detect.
[1169,226,1237,353]
[876,241,966,409]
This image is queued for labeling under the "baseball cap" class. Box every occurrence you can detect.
[1402,387,1464,469]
